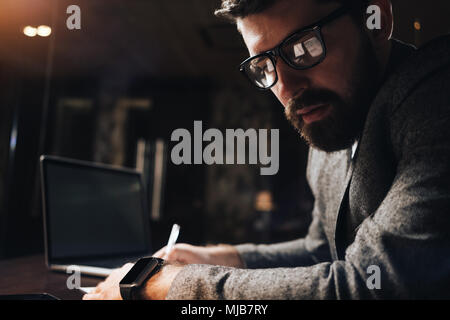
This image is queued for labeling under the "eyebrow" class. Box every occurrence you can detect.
[247,5,348,57]
[250,17,316,56]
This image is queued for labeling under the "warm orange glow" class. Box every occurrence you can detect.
[255,190,274,211]
[23,25,37,37]
[37,25,51,37]
[414,21,422,31]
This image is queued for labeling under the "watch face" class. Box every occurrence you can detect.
[120,257,161,286]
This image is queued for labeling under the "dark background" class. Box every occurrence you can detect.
[0,0,449,259]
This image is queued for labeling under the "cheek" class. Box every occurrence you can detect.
[310,26,364,98]
[270,86,285,107]
[270,84,295,110]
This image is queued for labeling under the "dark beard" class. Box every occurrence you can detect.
[285,36,380,152]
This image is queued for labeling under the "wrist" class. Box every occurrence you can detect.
[120,257,164,300]
[140,263,184,300]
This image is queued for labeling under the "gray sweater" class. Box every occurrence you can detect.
[166,36,450,299]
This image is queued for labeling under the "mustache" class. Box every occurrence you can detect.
[287,89,341,113]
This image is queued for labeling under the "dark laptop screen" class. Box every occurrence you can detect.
[42,157,151,262]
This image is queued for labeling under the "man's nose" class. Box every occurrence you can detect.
[274,59,309,103]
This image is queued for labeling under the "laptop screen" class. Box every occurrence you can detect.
[41,156,151,264]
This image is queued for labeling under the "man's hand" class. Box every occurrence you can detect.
[82,243,244,300]
[82,263,133,300]
[82,261,185,300]
[153,243,245,268]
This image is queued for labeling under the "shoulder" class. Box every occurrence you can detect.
[381,36,450,156]
[384,36,450,115]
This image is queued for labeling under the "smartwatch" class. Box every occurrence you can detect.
[119,257,165,300]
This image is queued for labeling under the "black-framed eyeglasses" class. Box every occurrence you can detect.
[239,6,351,90]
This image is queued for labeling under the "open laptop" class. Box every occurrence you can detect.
[40,155,153,277]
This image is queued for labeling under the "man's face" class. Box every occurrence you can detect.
[237,0,381,152]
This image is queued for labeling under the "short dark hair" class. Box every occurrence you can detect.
[214,0,370,22]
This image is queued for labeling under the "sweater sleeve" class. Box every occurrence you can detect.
[233,208,331,268]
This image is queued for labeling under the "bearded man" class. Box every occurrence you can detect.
[84,0,450,299]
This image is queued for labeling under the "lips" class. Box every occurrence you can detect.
[295,104,330,124]
[296,104,326,115]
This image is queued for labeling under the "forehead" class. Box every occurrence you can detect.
[237,0,338,55]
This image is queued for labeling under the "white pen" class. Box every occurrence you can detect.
[165,223,180,256]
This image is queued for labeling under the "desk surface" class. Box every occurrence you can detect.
[0,255,102,300]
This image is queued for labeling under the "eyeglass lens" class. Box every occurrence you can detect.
[244,31,325,89]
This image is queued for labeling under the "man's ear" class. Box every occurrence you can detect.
[365,0,393,46]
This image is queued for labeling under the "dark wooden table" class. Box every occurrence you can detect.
[0,255,102,300]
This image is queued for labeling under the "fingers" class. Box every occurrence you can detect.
[163,244,185,261]
[152,243,211,264]
[84,263,132,300]
[108,263,132,281]
[83,293,102,300]
[153,245,180,260]
[94,282,105,293]
[164,246,178,261]
[152,246,167,258]
[167,244,205,263]
[164,244,194,261]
